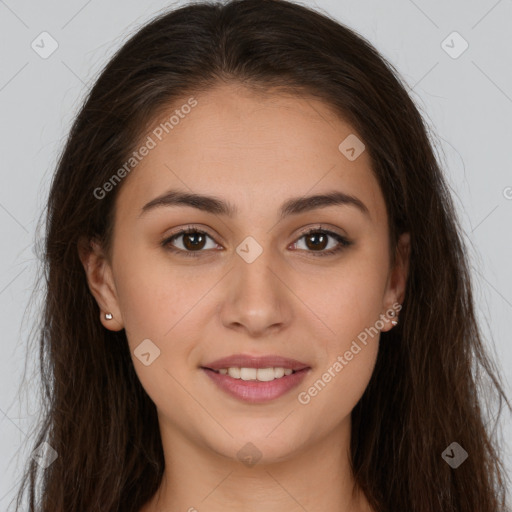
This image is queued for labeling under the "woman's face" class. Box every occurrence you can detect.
[84,83,409,464]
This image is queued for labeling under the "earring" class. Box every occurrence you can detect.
[389,305,400,327]
[105,312,113,320]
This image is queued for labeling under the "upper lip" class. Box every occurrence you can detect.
[202,354,310,371]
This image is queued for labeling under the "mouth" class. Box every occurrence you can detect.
[200,354,311,403]
[202,353,310,372]
[201,366,303,381]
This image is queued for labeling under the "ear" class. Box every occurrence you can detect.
[380,231,410,332]
[78,236,124,331]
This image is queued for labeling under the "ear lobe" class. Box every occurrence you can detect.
[381,232,410,332]
[393,231,410,305]
[78,236,124,331]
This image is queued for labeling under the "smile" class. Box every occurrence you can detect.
[201,366,310,403]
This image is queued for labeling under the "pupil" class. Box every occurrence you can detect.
[184,232,205,250]
[307,232,327,250]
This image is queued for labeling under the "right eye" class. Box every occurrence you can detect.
[161,227,221,257]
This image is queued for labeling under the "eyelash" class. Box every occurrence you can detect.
[161,225,352,258]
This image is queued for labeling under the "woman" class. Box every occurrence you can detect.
[13,0,510,511]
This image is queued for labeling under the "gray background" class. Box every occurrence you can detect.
[1,0,511,507]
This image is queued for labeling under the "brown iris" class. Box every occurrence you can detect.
[304,231,328,251]
[182,231,207,251]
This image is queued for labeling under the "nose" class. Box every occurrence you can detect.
[219,245,293,338]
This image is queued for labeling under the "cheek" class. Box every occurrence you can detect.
[304,246,390,340]
[297,320,380,430]
[112,247,211,390]
[300,343,379,433]
[116,257,203,414]
[293,246,387,415]
[113,243,201,339]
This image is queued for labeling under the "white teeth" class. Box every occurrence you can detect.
[274,367,285,378]
[256,368,275,381]
[227,367,240,379]
[217,367,297,381]
[240,368,257,380]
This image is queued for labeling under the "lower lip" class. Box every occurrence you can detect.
[201,367,310,403]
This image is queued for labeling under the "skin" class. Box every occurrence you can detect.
[80,82,410,512]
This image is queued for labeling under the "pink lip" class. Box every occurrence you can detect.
[202,353,310,371]
[201,367,311,403]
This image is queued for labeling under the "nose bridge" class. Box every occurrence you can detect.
[220,234,291,334]
[234,235,281,302]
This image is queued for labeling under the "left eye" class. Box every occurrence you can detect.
[162,227,351,258]
[290,228,351,256]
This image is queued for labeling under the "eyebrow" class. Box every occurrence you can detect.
[139,189,370,220]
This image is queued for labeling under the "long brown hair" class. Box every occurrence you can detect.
[12,1,510,510]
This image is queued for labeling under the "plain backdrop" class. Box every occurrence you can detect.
[1,0,511,508]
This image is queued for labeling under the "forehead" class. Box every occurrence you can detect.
[115,83,386,225]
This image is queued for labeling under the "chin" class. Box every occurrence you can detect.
[204,423,308,466]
